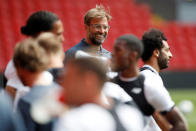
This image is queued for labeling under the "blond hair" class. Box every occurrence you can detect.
[13,38,49,72]
[84,5,112,25]
[37,32,64,55]
[14,33,64,72]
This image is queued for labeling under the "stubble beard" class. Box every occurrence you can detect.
[158,55,169,70]
[89,33,107,46]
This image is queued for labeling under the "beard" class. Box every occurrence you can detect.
[158,54,169,70]
[89,32,107,46]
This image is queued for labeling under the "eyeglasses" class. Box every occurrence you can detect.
[88,24,110,31]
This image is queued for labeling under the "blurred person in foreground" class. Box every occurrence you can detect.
[65,5,111,61]
[14,33,63,131]
[140,28,188,131]
[54,57,146,131]
[74,50,132,104]
[12,32,64,111]
[5,10,64,100]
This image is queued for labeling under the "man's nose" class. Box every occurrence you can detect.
[169,51,173,59]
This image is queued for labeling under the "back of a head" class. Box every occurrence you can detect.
[67,57,107,87]
[37,32,63,55]
[84,5,112,25]
[37,32,64,68]
[117,34,143,60]
[13,38,49,73]
[21,11,59,36]
[142,28,167,61]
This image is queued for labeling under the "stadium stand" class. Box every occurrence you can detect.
[0,0,196,71]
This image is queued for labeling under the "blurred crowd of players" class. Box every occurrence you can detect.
[0,5,188,131]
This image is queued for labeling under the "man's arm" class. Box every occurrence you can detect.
[163,107,188,131]
[153,111,172,131]
[144,75,188,131]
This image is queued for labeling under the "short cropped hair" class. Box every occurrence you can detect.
[142,28,167,61]
[67,57,107,87]
[13,39,49,72]
[37,32,63,55]
[84,5,112,25]
[21,11,59,36]
[117,34,143,60]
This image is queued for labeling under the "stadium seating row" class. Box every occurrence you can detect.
[0,0,196,71]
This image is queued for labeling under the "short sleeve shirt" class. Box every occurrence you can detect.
[140,65,175,113]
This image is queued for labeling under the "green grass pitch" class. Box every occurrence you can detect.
[169,89,196,131]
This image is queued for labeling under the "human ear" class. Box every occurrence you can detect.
[154,49,160,57]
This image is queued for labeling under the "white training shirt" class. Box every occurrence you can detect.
[140,64,175,131]
[140,65,175,112]
[54,103,145,131]
[102,82,132,103]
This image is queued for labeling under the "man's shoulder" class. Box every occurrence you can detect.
[20,83,56,103]
[102,48,110,53]
[100,47,111,57]
[55,104,115,131]
[65,39,88,58]
[140,67,154,74]
[66,42,82,54]
[60,104,115,124]
[140,69,159,81]
[18,97,30,113]
[67,39,89,51]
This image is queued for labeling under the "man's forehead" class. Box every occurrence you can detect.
[90,17,108,24]
[162,40,170,48]
[114,40,127,47]
[52,20,63,33]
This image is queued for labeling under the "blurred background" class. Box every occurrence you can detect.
[0,0,195,130]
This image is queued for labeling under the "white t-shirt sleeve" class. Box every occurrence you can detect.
[144,74,175,112]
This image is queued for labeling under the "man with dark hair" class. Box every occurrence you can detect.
[54,57,146,131]
[21,10,64,42]
[5,10,64,100]
[65,5,112,61]
[111,34,187,131]
[140,28,188,131]
[141,28,170,71]
[111,34,143,73]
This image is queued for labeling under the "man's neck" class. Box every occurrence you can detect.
[23,72,43,87]
[93,93,113,109]
[85,37,101,51]
[144,59,160,73]
[120,66,140,78]
[34,72,52,86]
